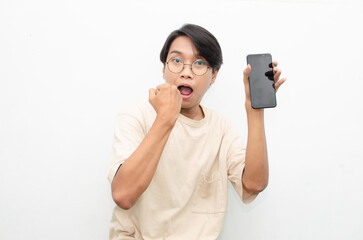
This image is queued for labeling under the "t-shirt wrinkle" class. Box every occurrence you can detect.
[108,100,257,240]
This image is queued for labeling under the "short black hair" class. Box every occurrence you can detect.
[160,24,223,72]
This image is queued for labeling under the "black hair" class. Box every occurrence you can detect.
[160,24,223,72]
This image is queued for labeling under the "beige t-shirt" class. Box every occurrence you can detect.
[107,100,257,240]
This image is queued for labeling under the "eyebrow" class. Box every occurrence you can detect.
[169,50,182,55]
[169,50,203,59]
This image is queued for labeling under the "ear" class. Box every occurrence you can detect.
[210,69,219,85]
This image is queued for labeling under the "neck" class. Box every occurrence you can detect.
[180,105,204,120]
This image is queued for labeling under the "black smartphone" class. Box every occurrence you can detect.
[246,53,276,109]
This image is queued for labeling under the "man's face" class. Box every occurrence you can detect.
[163,36,218,110]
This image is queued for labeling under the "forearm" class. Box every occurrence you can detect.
[111,116,174,209]
[242,108,269,192]
[240,61,285,194]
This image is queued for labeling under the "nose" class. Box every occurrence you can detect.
[180,63,194,79]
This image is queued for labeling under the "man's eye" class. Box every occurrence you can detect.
[173,58,182,63]
[195,59,206,65]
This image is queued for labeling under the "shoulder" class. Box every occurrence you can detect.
[115,99,156,132]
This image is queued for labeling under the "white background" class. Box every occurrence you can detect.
[1,0,362,239]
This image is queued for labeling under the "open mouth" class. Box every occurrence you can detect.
[178,85,193,97]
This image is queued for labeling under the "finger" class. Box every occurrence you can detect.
[273,60,278,68]
[156,84,163,91]
[273,66,280,75]
[171,84,181,96]
[275,77,287,92]
[265,70,274,81]
[274,68,282,82]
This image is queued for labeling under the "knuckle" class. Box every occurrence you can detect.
[161,83,170,89]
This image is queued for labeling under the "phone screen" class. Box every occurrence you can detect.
[246,53,276,109]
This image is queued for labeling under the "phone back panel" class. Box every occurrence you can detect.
[247,53,276,109]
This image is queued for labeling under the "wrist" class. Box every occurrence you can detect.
[245,105,264,122]
[155,113,178,129]
[245,102,264,115]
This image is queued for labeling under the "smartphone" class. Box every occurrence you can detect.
[246,53,276,109]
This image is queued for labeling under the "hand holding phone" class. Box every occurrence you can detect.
[246,53,276,109]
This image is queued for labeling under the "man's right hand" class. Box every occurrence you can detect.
[149,83,182,127]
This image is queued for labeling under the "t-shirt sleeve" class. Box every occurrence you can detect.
[107,106,146,183]
[225,121,258,204]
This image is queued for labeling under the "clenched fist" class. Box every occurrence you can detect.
[149,83,182,127]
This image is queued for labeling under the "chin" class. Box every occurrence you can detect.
[181,100,198,109]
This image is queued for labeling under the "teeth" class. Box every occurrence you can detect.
[178,85,191,89]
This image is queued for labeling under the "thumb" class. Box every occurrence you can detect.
[149,88,157,102]
[243,64,251,84]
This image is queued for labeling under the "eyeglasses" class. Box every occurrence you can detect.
[166,57,210,76]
